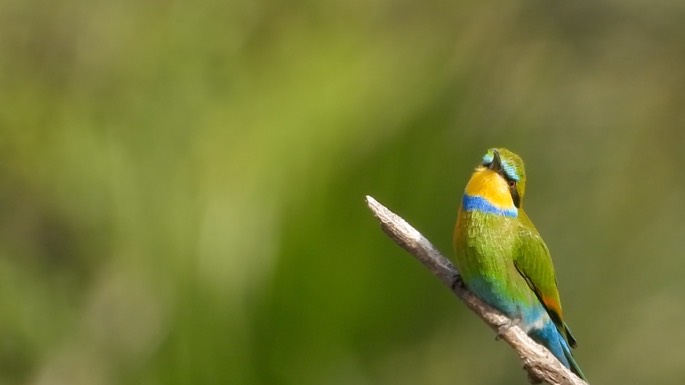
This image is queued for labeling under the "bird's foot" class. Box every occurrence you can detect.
[495,318,522,341]
[450,274,466,291]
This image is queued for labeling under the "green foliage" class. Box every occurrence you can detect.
[1,1,685,384]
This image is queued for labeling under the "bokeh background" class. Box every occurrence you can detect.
[1,1,685,384]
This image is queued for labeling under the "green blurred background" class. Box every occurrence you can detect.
[1,1,685,384]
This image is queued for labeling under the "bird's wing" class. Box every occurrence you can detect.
[514,211,577,348]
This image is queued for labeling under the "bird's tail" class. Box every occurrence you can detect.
[563,339,586,381]
[530,321,587,382]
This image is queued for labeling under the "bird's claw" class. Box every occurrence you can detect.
[495,319,521,341]
[450,274,466,291]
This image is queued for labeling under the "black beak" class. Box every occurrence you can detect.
[488,150,502,173]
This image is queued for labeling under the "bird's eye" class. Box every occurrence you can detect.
[508,180,516,188]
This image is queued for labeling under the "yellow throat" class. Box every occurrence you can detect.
[464,167,516,211]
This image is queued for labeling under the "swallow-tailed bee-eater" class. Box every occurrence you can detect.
[453,148,585,380]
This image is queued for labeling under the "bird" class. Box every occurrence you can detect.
[452,148,586,380]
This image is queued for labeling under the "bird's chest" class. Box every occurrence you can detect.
[455,211,519,279]
[455,211,532,315]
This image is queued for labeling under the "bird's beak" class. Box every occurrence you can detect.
[488,150,502,173]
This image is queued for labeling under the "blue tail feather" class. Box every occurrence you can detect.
[530,320,586,381]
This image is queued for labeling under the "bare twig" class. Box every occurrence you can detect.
[365,195,587,385]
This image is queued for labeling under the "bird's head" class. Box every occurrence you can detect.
[464,148,527,211]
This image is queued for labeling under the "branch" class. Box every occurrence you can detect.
[365,195,587,385]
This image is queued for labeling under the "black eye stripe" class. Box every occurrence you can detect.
[501,172,516,183]
[496,170,517,184]
[509,185,520,208]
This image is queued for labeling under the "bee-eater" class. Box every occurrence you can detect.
[453,148,585,380]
